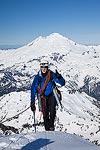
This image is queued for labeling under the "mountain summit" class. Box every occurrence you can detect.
[0,32,99,67]
[28,33,76,47]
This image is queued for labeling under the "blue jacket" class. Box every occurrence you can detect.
[31,70,65,102]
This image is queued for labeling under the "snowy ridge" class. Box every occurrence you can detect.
[0,131,99,150]
[0,33,100,147]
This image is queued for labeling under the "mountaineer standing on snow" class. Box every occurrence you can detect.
[30,60,65,131]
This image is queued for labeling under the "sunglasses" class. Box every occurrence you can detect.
[40,66,48,68]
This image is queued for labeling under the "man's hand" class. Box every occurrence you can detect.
[31,102,36,112]
[55,70,62,79]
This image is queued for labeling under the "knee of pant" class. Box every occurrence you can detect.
[50,112,56,119]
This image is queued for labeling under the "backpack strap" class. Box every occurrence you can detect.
[41,70,51,94]
[37,70,51,113]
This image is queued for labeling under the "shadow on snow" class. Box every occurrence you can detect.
[21,138,54,150]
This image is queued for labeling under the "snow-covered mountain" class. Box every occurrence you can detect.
[0,33,100,146]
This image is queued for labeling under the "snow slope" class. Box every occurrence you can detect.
[0,131,99,150]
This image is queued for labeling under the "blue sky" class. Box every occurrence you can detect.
[0,0,100,48]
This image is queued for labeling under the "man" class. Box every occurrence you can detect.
[31,60,65,131]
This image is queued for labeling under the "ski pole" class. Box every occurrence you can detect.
[33,111,36,133]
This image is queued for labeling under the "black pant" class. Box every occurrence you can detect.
[43,93,57,130]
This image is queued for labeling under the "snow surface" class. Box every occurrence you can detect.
[0,131,99,150]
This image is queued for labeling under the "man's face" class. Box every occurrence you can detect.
[40,66,48,74]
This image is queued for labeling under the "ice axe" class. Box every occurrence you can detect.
[33,111,36,133]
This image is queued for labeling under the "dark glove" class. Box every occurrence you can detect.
[31,102,36,112]
[55,70,62,79]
